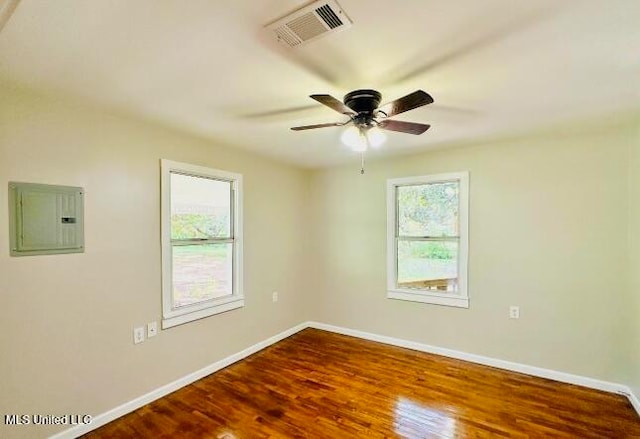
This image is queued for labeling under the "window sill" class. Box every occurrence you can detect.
[162,298,244,329]
[387,290,469,308]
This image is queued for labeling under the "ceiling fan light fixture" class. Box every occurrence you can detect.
[341,125,367,152]
[367,126,386,148]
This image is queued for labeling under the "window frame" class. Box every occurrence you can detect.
[386,172,469,308]
[161,159,244,329]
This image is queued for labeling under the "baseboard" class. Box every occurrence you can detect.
[307,321,640,417]
[49,322,308,439]
[50,319,640,438]
[630,389,640,416]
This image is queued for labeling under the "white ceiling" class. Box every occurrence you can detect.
[1,0,639,167]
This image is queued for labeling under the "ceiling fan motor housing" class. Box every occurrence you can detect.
[344,89,381,127]
[344,89,381,114]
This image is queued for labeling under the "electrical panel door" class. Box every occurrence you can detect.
[9,182,84,256]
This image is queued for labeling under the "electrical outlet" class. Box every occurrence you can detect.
[272,291,279,302]
[147,321,158,338]
[509,306,520,319]
[133,326,145,344]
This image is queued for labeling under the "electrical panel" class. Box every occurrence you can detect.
[9,182,84,256]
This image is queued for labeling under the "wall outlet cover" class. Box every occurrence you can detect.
[147,321,158,338]
[133,327,145,344]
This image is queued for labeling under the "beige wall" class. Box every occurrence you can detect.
[0,84,311,438]
[630,122,640,398]
[309,118,637,385]
[1,81,638,439]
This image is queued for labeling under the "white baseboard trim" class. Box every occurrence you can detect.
[630,389,640,416]
[307,321,640,418]
[50,322,308,439]
[50,320,640,438]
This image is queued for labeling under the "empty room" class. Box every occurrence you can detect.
[1,0,639,437]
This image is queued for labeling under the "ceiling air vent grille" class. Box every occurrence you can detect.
[315,4,342,29]
[288,12,328,42]
[265,0,352,48]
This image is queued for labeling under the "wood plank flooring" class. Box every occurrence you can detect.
[85,329,640,438]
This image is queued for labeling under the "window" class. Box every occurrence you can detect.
[387,172,469,308]
[161,160,243,328]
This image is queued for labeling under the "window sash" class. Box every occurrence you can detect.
[170,241,235,311]
[394,180,461,293]
[397,236,459,241]
[170,171,235,241]
[387,172,469,308]
[169,173,236,310]
[161,159,244,329]
[394,237,460,291]
[171,238,234,245]
[395,182,460,239]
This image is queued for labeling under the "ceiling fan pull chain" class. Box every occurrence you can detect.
[360,152,365,175]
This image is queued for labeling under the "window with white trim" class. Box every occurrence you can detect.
[387,172,469,308]
[161,160,243,328]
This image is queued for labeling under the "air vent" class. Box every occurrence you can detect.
[265,0,352,48]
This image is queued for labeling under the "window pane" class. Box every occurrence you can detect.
[398,182,459,237]
[171,173,231,240]
[172,243,233,308]
[397,240,458,293]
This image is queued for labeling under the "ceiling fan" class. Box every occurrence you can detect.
[290,89,434,153]
[291,89,433,174]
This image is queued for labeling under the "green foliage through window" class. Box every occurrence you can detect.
[398,182,459,237]
[399,240,454,260]
[171,213,230,240]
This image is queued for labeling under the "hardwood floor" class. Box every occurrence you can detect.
[85,329,640,438]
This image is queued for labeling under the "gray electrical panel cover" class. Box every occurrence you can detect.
[9,182,84,256]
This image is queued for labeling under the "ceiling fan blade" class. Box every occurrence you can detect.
[378,120,431,135]
[290,122,344,131]
[383,9,553,86]
[0,0,20,32]
[310,95,356,116]
[378,90,434,118]
[241,104,321,119]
